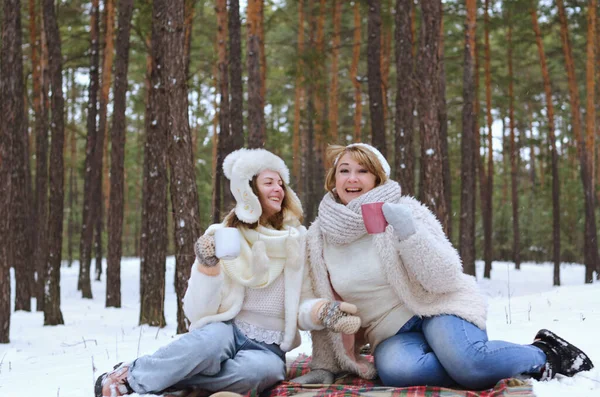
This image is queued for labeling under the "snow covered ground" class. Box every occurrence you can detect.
[0,258,598,397]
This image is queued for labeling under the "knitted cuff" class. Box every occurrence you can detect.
[318,301,361,334]
[194,235,219,267]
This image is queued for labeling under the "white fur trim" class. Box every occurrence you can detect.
[335,143,391,177]
[223,148,292,223]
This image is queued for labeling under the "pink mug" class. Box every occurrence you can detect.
[361,202,388,234]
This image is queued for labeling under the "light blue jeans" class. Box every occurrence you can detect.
[127,321,286,394]
[374,315,546,389]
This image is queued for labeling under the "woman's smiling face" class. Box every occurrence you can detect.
[334,153,377,205]
[256,170,285,217]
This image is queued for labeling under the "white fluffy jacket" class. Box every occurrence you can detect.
[306,188,488,378]
[183,222,314,352]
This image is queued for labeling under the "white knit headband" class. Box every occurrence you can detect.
[333,143,391,177]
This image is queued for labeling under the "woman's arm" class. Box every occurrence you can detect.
[386,196,465,293]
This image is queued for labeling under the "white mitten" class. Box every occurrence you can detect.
[382,202,416,241]
[314,301,361,334]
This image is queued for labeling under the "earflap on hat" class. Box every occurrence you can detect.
[223,148,292,224]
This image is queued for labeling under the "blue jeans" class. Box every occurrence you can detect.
[127,321,286,394]
[374,315,546,389]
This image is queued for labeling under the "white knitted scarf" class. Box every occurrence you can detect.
[318,180,401,245]
[219,221,305,288]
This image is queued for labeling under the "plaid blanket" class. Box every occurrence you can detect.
[262,355,535,397]
[170,354,535,397]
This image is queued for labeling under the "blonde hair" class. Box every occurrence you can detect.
[224,175,303,230]
[324,144,389,193]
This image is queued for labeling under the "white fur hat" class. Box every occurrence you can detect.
[223,148,299,223]
[336,143,391,177]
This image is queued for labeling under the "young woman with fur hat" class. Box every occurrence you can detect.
[96,148,361,396]
[292,143,593,389]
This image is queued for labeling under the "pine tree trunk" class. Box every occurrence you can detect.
[417,0,446,225]
[586,0,596,197]
[311,0,326,216]
[106,0,133,308]
[67,71,78,270]
[483,0,494,278]
[351,2,362,142]
[438,4,451,237]
[328,0,341,143]
[394,0,414,194]
[367,0,386,155]
[507,18,520,270]
[184,0,195,78]
[556,0,598,283]
[79,0,100,299]
[460,0,476,276]
[30,0,49,311]
[139,0,168,327]
[162,0,201,334]
[43,0,65,326]
[247,0,265,148]
[293,0,306,191]
[214,0,230,224]
[95,0,116,283]
[229,0,244,153]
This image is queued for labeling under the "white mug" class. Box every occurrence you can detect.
[214,227,242,260]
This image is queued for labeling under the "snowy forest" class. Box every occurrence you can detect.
[1,0,600,344]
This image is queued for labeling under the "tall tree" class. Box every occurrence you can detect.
[460,0,476,276]
[96,0,117,281]
[139,0,168,327]
[417,0,446,225]
[482,0,494,278]
[350,2,362,141]
[0,0,23,342]
[394,0,414,195]
[4,0,31,313]
[438,4,451,236]
[292,0,306,190]
[30,0,48,312]
[43,0,65,325]
[556,0,598,283]
[79,0,101,299]
[213,0,230,223]
[328,0,341,143]
[228,0,244,166]
[163,0,201,334]
[585,0,596,200]
[507,16,520,270]
[367,0,386,155]
[106,0,133,308]
[247,0,265,148]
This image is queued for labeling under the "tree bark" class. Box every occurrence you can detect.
[417,0,446,225]
[139,0,168,327]
[79,0,101,299]
[292,0,306,191]
[328,0,341,143]
[229,0,244,152]
[43,0,65,326]
[106,0,133,308]
[394,0,414,195]
[482,0,494,278]
[460,0,476,276]
[247,0,265,148]
[438,4,450,236]
[351,2,362,142]
[507,18,520,270]
[367,0,386,155]
[556,0,598,283]
[162,0,202,334]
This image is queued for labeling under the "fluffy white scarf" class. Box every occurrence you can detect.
[206,221,304,288]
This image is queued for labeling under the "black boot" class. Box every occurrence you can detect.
[531,329,594,380]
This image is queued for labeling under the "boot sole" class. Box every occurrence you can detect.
[535,329,594,376]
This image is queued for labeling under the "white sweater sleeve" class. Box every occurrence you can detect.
[182,260,225,324]
[395,196,464,293]
[296,253,326,331]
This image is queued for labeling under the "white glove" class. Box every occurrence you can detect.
[382,203,416,241]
